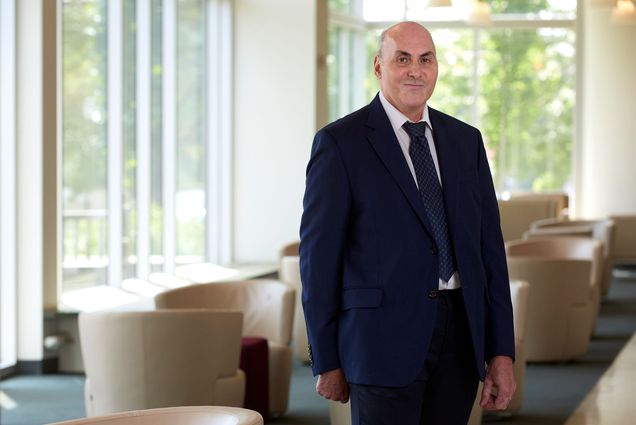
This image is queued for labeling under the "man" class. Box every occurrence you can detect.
[299,22,515,424]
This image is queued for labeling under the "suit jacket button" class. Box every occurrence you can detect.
[428,290,438,299]
[431,247,438,255]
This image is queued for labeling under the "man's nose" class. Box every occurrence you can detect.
[407,63,423,78]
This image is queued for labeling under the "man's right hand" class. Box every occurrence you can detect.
[316,368,349,403]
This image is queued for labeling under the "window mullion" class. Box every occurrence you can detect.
[205,0,233,265]
[107,0,124,288]
[162,0,177,273]
[136,0,151,279]
[218,0,233,265]
[205,0,220,264]
[0,0,17,369]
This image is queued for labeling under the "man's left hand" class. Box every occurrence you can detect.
[479,355,516,410]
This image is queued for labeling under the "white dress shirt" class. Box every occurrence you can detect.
[378,91,460,290]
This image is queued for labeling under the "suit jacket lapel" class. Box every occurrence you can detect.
[429,108,459,240]
[365,96,435,239]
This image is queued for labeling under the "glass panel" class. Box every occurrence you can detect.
[429,29,475,123]
[329,0,362,15]
[479,28,575,193]
[328,2,576,195]
[62,0,108,291]
[327,26,339,122]
[176,0,206,264]
[363,30,379,104]
[363,0,405,22]
[150,0,164,272]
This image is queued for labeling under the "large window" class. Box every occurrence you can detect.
[0,0,17,370]
[328,0,576,194]
[61,0,232,295]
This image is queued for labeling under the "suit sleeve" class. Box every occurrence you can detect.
[477,132,516,362]
[299,129,352,376]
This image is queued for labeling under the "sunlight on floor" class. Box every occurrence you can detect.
[0,390,18,410]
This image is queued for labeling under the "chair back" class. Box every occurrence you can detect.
[497,198,559,241]
[46,406,263,425]
[79,310,244,416]
[507,192,568,217]
[155,280,295,346]
[507,237,603,291]
[278,241,300,259]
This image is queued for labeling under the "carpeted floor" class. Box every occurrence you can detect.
[1,276,635,425]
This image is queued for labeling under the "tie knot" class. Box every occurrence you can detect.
[402,121,428,140]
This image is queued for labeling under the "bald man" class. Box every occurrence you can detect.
[300,22,515,424]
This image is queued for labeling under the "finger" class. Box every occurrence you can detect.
[480,379,494,408]
[494,394,509,410]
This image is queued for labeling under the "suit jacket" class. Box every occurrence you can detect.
[299,94,515,387]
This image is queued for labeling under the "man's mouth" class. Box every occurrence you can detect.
[403,80,424,87]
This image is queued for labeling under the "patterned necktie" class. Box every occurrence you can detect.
[403,121,456,281]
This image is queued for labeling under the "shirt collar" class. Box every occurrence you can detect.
[378,90,433,135]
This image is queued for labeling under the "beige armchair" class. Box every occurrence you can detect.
[155,280,295,417]
[79,310,245,417]
[497,198,560,242]
[526,218,616,296]
[46,406,263,425]
[278,255,309,363]
[508,237,603,337]
[506,238,601,361]
[609,214,636,266]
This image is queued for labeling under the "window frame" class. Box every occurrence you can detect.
[59,0,233,295]
[328,4,577,194]
[0,0,17,370]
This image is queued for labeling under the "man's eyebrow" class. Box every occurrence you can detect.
[393,50,435,57]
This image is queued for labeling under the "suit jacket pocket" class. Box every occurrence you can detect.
[341,287,383,310]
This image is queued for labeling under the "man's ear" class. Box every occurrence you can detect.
[373,56,382,79]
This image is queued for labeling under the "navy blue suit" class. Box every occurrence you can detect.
[299,94,514,389]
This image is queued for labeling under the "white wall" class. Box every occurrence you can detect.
[578,4,636,217]
[233,0,323,262]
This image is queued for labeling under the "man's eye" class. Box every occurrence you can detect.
[397,57,409,64]
[420,57,432,64]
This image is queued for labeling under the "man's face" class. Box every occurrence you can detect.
[374,23,438,121]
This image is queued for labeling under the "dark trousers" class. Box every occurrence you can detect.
[349,289,479,425]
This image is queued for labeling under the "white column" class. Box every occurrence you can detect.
[233,0,318,261]
[206,0,233,264]
[578,3,636,217]
[16,0,58,363]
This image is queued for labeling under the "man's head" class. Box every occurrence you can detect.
[374,22,438,122]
